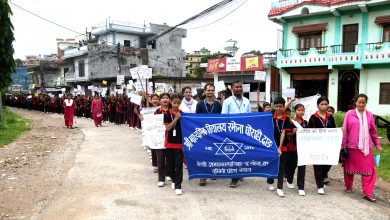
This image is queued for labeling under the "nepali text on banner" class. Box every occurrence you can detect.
[297,128,343,166]
[181,112,279,180]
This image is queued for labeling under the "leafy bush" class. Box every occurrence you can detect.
[333,111,345,128]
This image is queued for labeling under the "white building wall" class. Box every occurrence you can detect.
[328,70,338,111]
[363,68,390,115]
[367,10,390,43]
[115,33,140,48]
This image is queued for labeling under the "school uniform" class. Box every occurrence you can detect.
[286,118,307,190]
[267,112,292,190]
[154,107,169,182]
[164,109,184,190]
[308,112,336,189]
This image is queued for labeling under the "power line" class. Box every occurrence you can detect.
[149,0,236,42]
[187,0,248,30]
[181,0,244,28]
[9,1,84,35]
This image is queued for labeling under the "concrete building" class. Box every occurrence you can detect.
[269,0,390,114]
[62,20,187,93]
[10,67,32,91]
[185,51,202,76]
[23,55,61,88]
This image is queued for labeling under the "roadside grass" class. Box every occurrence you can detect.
[376,144,390,181]
[0,108,31,147]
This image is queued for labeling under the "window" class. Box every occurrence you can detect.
[298,32,322,53]
[124,40,131,47]
[383,24,390,42]
[78,60,85,77]
[380,83,390,104]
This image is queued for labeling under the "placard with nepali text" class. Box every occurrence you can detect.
[296,128,342,166]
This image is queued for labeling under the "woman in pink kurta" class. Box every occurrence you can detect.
[62,95,75,128]
[91,95,103,127]
[342,94,382,203]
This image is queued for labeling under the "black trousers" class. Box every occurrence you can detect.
[285,151,306,190]
[313,165,332,188]
[151,149,157,167]
[156,149,167,182]
[267,152,286,189]
[166,148,184,189]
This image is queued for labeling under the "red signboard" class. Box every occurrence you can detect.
[207,58,226,73]
[240,56,263,71]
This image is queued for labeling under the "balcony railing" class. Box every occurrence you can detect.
[330,44,357,53]
[277,42,390,68]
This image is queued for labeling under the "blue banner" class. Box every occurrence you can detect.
[181,112,279,180]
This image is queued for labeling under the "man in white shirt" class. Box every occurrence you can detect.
[221,81,251,187]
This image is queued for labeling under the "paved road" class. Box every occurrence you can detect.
[30,115,390,220]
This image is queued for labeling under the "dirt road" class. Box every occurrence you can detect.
[1,108,390,220]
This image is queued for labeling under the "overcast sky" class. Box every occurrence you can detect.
[10,0,281,59]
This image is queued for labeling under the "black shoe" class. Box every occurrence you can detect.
[199,179,206,186]
[229,179,239,188]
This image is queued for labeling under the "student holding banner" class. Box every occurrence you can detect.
[267,97,292,197]
[154,93,171,188]
[286,104,307,196]
[195,83,222,186]
[342,94,382,203]
[149,94,161,173]
[221,81,251,188]
[308,96,336,195]
[180,87,198,113]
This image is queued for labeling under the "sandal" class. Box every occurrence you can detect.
[345,188,352,193]
[363,196,377,203]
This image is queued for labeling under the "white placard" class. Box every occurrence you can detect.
[215,80,226,93]
[117,74,125,85]
[117,89,123,95]
[77,85,81,90]
[226,57,241,71]
[59,94,63,98]
[191,88,198,96]
[130,94,142,105]
[87,85,93,90]
[93,86,98,92]
[141,113,166,149]
[155,83,166,92]
[130,66,152,80]
[135,80,146,92]
[293,95,320,121]
[201,82,207,89]
[243,84,251,93]
[297,128,343,166]
[61,88,66,93]
[254,71,266,81]
[282,88,295,98]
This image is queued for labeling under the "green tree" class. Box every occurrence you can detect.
[15,58,23,66]
[0,0,16,124]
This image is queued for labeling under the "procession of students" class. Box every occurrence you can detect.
[5,81,382,202]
